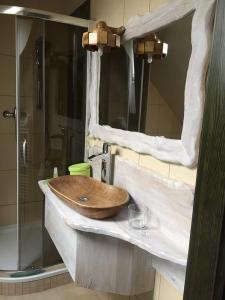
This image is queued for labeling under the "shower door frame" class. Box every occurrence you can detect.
[0,5,91,271]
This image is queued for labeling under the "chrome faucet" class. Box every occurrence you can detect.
[88,143,112,184]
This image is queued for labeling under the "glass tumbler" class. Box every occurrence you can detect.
[128,203,149,229]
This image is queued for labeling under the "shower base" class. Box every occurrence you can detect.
[0,263,71,296]
[0,224,17,270]
[0,222,42,271]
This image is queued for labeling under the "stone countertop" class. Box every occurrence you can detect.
[39,180,188,266]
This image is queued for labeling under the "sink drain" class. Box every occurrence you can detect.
[79,195,89,202]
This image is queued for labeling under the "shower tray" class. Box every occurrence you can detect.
[0,222,42,271]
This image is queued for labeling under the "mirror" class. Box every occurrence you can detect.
[88,0,215,166]
[99,12,193,139]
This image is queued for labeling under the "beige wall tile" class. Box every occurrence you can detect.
[0,204,17,226]
[87,136,95,147]
[148,82,161,105]
[158,106,173,135]
[91,138,104,148]
[28,168,44,202]
[139,154,170,177]
[0,96,16,134]
[0,15,15,56]
[153,272,161,300]
[150,0,175,12]
[24,201,43,223]
[145,105,160,135]
[91,0,125,27]
[0,55,16,96]
[116,147,140,163]
[145,82,182,138]
[21,58,34,97]
[31,133,45,167]
[91,0,108,21]
[124,0,150,25]
[157,275,183,300]
[169,164,197,186]
[0,170,16,205]
[20,96,45,135]
[105,0,125,27]
[0,134,16,170]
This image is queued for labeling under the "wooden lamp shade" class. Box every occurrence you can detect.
[134,33,168,61]
[82,21,125,52]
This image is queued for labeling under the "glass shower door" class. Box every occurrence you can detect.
[0,14,17,271]
[16,16,87,271]
[17,17,47,270]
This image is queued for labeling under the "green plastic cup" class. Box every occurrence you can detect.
[68,163,91,177]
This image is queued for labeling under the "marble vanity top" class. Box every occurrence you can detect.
[39,180,188,266]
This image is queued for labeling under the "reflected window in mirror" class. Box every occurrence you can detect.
[99,12,194,139]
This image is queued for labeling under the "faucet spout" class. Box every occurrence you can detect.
[88,143,112,184]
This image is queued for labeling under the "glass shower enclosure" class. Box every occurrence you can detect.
[0,7,89,272]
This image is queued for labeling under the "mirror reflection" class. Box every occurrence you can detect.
[99,12,194,139]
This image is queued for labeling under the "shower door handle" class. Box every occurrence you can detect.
[3,107,16,119]
[22,139,27,165]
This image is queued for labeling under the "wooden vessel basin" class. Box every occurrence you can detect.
[48,175,129,219]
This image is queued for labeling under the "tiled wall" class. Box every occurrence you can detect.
[0,15,17,226]
[88,138,196,186]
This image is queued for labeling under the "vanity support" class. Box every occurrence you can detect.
[45,194,155,296]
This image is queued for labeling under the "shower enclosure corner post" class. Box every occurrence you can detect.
[15,16,21,271]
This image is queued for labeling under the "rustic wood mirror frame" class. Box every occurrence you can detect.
[87,0,215,167]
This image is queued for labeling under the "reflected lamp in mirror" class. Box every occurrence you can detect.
[82,21,125,54]
[134,34,168,63]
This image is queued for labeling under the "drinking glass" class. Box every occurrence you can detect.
[128,203,149,229]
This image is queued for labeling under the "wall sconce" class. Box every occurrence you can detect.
[82,21,125,55]
[134,34,168,63]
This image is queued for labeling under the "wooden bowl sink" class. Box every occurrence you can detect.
[48,175,129,219]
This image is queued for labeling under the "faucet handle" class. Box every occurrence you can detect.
[103,142,113,154]
[103,142,109,154]
[88,154,96,160]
